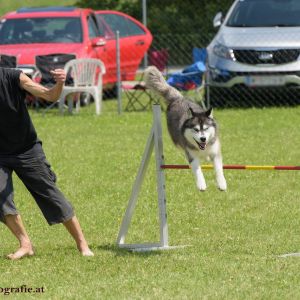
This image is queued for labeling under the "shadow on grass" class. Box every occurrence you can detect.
[95,244,165,257]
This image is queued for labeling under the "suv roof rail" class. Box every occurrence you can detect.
[17,6,77,13]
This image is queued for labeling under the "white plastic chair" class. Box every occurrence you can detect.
[59,58,106,115]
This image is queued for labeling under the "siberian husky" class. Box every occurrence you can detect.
[144,66,227,191]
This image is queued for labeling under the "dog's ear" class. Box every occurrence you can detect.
[187,107,195,118]
[205,107,213,118]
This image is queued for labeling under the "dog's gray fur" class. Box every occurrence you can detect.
[144,66,227,191]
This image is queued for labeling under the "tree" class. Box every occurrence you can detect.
[75,0,234,34]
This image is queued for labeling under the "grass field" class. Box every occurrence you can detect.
[1,99,300,299]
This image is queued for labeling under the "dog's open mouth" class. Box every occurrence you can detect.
[194,139,206,150]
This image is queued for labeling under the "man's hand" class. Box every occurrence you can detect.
[20,68,66,102]
[50,69,66,84]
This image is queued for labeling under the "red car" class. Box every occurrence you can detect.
[0,6,152,91]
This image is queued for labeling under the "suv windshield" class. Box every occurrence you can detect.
[0,17,83,44]
[227,0,300,27]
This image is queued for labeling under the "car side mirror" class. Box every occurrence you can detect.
[213,12,223,28]
[91,37,106,47]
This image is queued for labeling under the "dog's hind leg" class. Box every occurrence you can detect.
[190,158,207,191]
[212,154,227,191]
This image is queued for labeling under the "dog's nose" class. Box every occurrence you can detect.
[200,137,206,142]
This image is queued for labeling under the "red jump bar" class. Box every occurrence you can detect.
[161,164,300,170]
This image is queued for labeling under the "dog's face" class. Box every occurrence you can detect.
[183,108,216,151]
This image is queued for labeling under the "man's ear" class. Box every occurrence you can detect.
[205,107,213,118]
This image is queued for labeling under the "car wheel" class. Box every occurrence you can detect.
[103,85,118,99]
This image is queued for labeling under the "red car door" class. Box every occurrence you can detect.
[84,13,116,86]
[95,11,152,81]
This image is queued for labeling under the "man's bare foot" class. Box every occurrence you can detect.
[7,245,34,260]
[80,248,94,257]
[77,243,94,256]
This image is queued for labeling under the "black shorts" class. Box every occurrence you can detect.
[0,143,74,225]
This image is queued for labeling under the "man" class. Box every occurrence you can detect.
[0,67,94,259]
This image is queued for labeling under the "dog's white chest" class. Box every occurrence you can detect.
[197,147,212,161]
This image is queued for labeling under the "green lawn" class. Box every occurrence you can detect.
[1,99,300,299]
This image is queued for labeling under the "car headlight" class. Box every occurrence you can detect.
[213,43,235,60]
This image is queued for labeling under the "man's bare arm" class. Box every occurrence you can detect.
[19,69,66,102]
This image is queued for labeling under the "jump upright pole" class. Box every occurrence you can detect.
[117,105,186,251]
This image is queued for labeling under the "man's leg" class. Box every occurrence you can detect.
[0,166,33,260]
[14,145,93,256]
[63,216,94,256]
[4,214,34,260]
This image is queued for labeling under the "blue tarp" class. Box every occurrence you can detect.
[167,61,206,91]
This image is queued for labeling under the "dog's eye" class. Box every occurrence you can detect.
[193,128,200,133]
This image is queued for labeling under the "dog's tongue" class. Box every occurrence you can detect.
[194,138,206,150]
[198,142,206,150]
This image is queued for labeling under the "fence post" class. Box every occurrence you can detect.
[142,0,148,68]
[116,30,122,114]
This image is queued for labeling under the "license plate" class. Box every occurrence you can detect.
[245,76,285,87]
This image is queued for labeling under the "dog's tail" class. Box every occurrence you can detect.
[144,66,184,105]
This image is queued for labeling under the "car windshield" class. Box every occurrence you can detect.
[226,0,300,27]
[0,17,83,44]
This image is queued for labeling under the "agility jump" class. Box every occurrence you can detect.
[116,104,300,252]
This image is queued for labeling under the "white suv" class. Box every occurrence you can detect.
[206,0,300,107]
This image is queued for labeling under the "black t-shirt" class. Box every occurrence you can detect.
[0,67,38,155]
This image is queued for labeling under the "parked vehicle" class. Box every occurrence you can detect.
[0,6,152,94]
[206,0,300,107]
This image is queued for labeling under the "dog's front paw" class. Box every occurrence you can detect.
[217,177,227,191]
[196,181,207,192]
